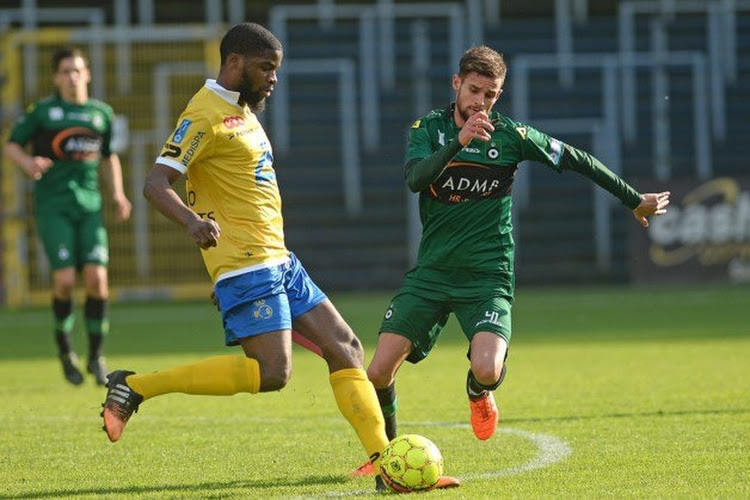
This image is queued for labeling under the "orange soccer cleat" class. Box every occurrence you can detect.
[348,460,376,477]
[101,370,143,442]
[469,391,499,440]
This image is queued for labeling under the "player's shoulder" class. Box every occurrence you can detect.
[26,94,58,113]
[410,107,448,130]
[86,98,115,114]
[491,111,531,141]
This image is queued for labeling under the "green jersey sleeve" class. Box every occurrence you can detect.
[403,118,463,193]
[8,102,40,146]
[100,103,115,157]
[514,120,642,210]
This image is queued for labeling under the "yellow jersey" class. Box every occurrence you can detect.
[156,79,288,283]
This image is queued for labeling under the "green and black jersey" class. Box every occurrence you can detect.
[8,94,115,214]
[404,103,642,299]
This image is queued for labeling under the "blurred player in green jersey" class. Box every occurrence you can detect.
[4,48,131,386]
[351,45,670,476]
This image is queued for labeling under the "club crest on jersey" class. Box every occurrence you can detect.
[49,107,64,121]
[172,119,192,143]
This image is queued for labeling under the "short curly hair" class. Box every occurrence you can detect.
[220,22,283,65]
[458,45,507,81]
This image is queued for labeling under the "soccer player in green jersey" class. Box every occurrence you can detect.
[4,48,131,386]
[351,45,670,476]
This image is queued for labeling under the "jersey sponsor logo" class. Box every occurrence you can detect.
[181,131,205,167]
[549,137,563,165]
[463,147,481,154]
[429,161,517,204]
[162,143,181,158]
[223,115,245,129]
[49,107,64,121]
[172,119,192,143]
[50,126,103,161]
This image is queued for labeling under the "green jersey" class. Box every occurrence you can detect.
[9,94,115,214]
[404,103,642,296]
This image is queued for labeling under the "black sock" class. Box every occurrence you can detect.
[84,297,108,360]
[466,368,506,400]
[53,298,74,356]
[375,383,398,441]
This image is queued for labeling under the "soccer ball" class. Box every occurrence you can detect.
[378,434,443,492]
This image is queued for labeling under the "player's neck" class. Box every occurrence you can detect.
[60,91,88,105]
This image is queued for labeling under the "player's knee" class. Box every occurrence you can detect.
[367,364,394,389]
[259,358,292,392]
[53,279,75,298]
[326,327,364,366]
[472,364,503,387]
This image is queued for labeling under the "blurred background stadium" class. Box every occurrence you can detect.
[1,0,748,306]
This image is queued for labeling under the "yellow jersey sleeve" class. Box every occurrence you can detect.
[157,111,215,173]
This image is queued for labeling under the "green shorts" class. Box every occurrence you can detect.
[35,210,109,271]
[379,288,512,364]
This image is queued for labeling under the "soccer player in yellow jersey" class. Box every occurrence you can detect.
[100,22,395,491]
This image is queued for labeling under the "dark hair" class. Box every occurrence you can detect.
[52,47,87,72]
[458,45,507,81]
[220,22,282,65]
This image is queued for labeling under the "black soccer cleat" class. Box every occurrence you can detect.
[60,352,84,385]
[375,475,387,493]
[101,370,143,442]
[87,356,108,386]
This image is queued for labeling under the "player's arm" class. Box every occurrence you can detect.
[517,123,670,227]
[3,142,53,180]
[405,111,494,192]
[560,146,670,227]
[143,163,220,249]
[100,154,132,222]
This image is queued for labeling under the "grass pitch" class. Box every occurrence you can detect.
[1,285,748,498]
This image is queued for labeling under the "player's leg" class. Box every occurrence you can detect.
[351,291,450,477]
[102,264,292,442]
[455,296,512,440]
[366,333,412,441]
[82,264,109,385]
[37,212,82,385]
[79,211,111,385]
[283,253,388,478]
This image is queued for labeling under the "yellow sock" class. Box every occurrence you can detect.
[125,355,260,400]
[330,368,389,470]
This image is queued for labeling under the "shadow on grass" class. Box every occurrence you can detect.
[3,473,354,499]
[503,407,750,424]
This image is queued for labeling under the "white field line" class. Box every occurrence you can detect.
[320,422,572,497]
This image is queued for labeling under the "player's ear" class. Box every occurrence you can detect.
[452,75,461,92]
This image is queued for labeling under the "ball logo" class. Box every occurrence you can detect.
[223,115,245,129]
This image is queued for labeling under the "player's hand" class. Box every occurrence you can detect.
[186,217,221,249]
[22,156,54,180]
[113,194,132,223]
[210,291,220,311]
[458,111,494,146]
[633,191,670,227]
